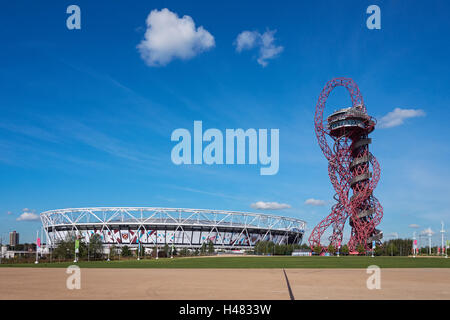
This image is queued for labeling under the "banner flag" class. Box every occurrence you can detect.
[36,237,41,248]
[75,239,80,253]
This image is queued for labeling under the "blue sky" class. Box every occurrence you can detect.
[0,0,449,244]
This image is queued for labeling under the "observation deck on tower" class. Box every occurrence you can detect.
[326,105,375,137]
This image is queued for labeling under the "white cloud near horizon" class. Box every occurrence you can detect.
[235,29,283,67]
[409,224,420,228]
[251,201,291,210]
[304,198,326,206]
[16,209,40,221]
[421,227,434,235]
[137,8,215,66]
[378,108,425,128]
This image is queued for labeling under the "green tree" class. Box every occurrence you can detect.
[327,244,336,255]
[89,234,103,260]
[340,244,349,255]
[200,243,207,255]
[374,244,383,256]
[121,245,132,257]
[356,244,366,255]
[267,241,275,255]
[138,245,145,258]
[109,245,118,259]
[300,243,310,250]
[150,245,157,258]
[254,241,265,255]
[164,244,169,257]
[207,241,215,254]
[53,237,75,260]
[274,244,283,255]
[313,245,322,255]
[386,242,398,256]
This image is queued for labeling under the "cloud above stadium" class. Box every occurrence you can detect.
[409,224,420,228]
[378,108,425,128]
[234,29,283,67]
[137,8,215,66]
[16,208,40,221]
[250,201,291,210]
[304,198,326,206]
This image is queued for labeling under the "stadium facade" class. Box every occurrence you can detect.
[40,207,306,249]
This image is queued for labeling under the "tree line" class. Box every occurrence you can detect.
[253,241,305,255]
[311,238,419,256]
[50,235,441,260]
[51,236,218,260]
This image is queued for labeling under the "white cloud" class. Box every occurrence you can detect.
[234,29,283,67]
[304,198,326,206]
[251,201,291,210]
[16,211,40,221]
[378,108,425,128]
[409,224,420,228]
[235,31,258,52]
[137,8,215,66]
[421,227,434,235]
[6,211,12,215]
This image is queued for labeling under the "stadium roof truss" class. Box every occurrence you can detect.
[40,207,306,248]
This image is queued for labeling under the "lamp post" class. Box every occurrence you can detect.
[371,240,375,258]
[0,234,3,264]
[137,243,140,261]
[441,222,445,257]
[34,230,39,264]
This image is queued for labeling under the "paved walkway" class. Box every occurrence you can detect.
[0,268,449,299]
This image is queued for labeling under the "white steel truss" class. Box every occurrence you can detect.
[40,207,306,249]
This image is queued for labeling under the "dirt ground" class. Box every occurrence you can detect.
[0,268,449,300]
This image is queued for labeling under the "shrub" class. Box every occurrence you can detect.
[121,245,132,257]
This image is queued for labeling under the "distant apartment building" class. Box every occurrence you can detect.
[9,231,19,247]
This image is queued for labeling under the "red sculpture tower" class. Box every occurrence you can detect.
[308,78,383,252]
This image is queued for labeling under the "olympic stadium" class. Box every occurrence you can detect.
[40,207,306,249]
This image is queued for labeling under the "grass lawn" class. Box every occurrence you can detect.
[1,256,450,269]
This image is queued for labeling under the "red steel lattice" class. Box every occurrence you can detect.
[308,77,383,253]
